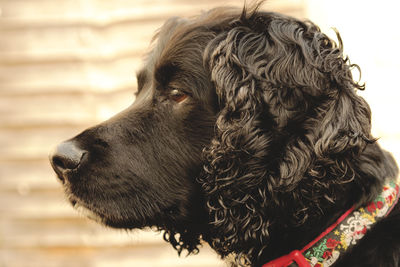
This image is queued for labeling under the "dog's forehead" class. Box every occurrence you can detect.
[135,17,191,90]
[135,8,240,103]
[148,17,190,67]
[141,7,239,74]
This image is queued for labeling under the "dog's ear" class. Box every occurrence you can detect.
[201,9,283,264]
[200,8,374,264]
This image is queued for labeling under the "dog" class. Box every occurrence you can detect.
[50,3,400,267]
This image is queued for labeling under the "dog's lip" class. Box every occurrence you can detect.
[69,198,105,224]
[68,196,192,230]
[69,198,147,229]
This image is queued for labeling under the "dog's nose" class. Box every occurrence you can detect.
[50,141,86,179]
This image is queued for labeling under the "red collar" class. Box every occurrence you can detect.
[263,178,400,267]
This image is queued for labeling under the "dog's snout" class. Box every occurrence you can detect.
[50,141,86,180]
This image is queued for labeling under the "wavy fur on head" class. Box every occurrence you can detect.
[199,5,398,266]
[51,2,399,267]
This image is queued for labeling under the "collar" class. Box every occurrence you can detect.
[263,177,400,267]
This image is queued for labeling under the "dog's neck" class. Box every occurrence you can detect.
[261,176,400,267]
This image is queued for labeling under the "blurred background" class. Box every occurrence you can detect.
[0,0,399,266]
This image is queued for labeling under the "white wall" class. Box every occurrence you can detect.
[306,0,400,160]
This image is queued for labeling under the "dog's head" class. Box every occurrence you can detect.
[50,4,395,265]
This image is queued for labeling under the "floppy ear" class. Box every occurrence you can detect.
[200,11,281,264]
[200,9,374,265]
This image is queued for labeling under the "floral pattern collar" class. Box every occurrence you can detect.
[263,177,400,267]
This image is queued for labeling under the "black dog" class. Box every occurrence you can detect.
[50,3,400,267]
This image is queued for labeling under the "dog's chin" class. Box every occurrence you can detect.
[67,197,125,228]
[67,196,177,230]
[72,202,105,225]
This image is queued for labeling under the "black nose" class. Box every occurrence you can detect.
[50,141,86,179]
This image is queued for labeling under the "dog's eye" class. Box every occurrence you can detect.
[169,89,188,103]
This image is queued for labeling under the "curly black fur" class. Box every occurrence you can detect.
[50,2,399,267]
[199,5,398,265]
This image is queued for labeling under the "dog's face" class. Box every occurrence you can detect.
[50,16,219,234]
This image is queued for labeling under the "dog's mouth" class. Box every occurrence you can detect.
[73,202,105,224]
[66,192,184,230]
[67,195,135,229]
[69,198,106,225]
